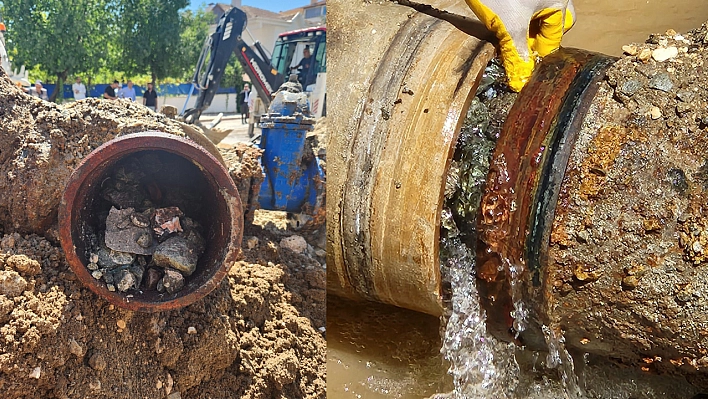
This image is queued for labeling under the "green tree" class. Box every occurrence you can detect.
[175,8,212,82]
[116,0,187,83]
[1,0,115,101]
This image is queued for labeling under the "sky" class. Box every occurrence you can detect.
[188,0,312,13]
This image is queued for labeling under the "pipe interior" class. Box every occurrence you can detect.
[70,149,231,303]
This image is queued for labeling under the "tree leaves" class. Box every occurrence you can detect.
[1,0,217,97]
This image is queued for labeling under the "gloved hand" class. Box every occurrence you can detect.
[464,0,575,91]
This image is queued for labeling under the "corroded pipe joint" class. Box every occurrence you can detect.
[476,49,617,346]
[59,132,243,312]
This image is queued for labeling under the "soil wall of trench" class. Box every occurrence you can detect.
[0,70,326,398]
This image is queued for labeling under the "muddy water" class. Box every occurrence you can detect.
[327,1,708,398]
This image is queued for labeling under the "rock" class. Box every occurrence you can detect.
[677,90,694,102]
[650,106,662,120]
[89,352,107,371]
[89,379,101,391]
[0,270,27,297]
[676,289,692,303]
[161,269,185,294]
[622,45,638,56]
[179,229,205,255]
[622,275,639,290]
[153,237,199,276]
[105,207,155,255]
[69,338,84,357]
[637,48,652,62]
[279,235,308,254]
[167,392,182,399]
[130,212,150,228]
[136,233,153,248]
[144,267,163,290]
[5,255,41,276]
[652,47,679,62]
[87,262,99,271]
[29,366,41,379]
[246,236,259,249]
[115,269,137,292]
[187,326,197,334]
[576,230,591,243]
[648,72,674,92]
[153,207,184,237]
[108,250,135,265]
[117,320,127,329]
[574,265,600,282]
[96,247,119,269]
[619,79,643,97]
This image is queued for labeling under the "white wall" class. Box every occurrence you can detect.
[163,93,241,114]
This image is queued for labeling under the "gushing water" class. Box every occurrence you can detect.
[438,233,519,398]
[437,60,585,398]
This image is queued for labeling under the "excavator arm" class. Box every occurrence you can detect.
[182,7,283,123]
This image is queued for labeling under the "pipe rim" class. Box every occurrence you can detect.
[58,132,243,312]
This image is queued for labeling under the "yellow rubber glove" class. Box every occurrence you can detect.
[464,0,576,91]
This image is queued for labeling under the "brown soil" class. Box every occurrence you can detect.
[0,70,326,398]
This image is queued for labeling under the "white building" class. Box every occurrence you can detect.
[206,0,325,52]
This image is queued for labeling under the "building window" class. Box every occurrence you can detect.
[304,6,324,19]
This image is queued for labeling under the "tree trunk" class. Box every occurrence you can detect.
[50,70,68,103]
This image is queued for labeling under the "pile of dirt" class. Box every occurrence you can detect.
[0,69,188,235]
[0,71,326,398]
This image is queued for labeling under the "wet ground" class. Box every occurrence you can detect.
[326,1,708,398]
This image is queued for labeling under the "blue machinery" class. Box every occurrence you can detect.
[257,83,325,221]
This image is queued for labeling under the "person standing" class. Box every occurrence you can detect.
[121,80,136,102]
[239,84,251,124]
[103,80,119,100]
[143,82,158,111]
[29,80,48,100]
[72,77,86,100]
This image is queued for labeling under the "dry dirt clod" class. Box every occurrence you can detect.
[69,338,84,357]
[279,235,308,254]
[88,352,107,371]
[5,255,41,276]
[0,270,28,297]
[29,367,41,379]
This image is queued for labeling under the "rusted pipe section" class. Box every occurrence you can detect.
[327,0,495,315]
[59,132,243,312]
[479,39,708,380]
[476,49,617,345]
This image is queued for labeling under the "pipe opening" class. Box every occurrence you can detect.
[60,133,242,311]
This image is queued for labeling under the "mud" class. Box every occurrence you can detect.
[0,71,326,398]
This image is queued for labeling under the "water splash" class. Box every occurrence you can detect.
[438,234,519,399]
